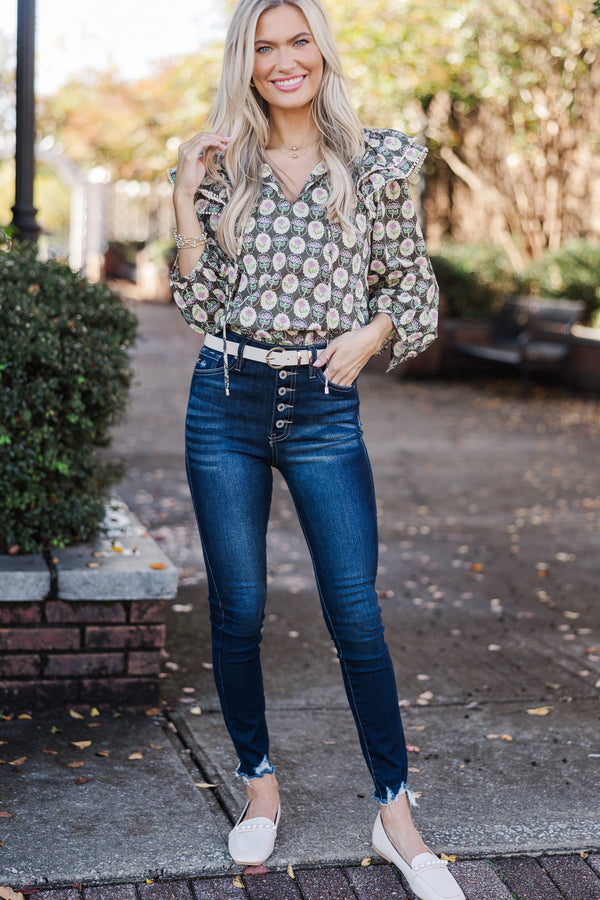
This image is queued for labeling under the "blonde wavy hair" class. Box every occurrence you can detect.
[206,0,365,259]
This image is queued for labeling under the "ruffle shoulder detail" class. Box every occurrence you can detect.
[356,128,427,212]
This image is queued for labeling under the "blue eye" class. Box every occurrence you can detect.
[256,45,271,53]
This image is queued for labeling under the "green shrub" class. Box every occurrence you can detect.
[430,243,517,319]
[0,240,137,554]
[516,240,600,325]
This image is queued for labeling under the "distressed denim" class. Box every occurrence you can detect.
[185,330,411,804]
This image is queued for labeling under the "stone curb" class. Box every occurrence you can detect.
[0,499,178,603]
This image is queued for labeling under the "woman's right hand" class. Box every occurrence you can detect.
[173,132,230,204]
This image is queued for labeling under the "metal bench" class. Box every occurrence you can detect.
[449,296,585,389]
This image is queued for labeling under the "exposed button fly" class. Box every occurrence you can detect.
[278,370,288,380]
[278,387,287,396]
[277,403,286,412]
[275,420,285,429]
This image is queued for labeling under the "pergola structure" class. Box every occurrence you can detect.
[10,0,40,243]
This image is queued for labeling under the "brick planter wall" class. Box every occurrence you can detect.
[0,503,177,713]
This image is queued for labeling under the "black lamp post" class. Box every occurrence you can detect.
[11,0,41,243]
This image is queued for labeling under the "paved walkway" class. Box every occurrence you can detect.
[2,301,599,899]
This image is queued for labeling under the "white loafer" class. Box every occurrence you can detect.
[372,812,465,900]
[228,801,281,866]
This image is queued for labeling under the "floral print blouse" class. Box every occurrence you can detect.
[169,127,439,368]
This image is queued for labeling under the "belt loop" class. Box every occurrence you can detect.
[309,345,318,379]
[235,337,246,372]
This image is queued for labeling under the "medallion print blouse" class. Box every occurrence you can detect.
[169,128,439,368]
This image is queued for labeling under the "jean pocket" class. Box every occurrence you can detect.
[315,367,357,392]
[194,345,225,375]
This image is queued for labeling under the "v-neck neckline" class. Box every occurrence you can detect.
[262,160,327,206]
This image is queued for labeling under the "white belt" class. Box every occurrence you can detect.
[203,333,314,369]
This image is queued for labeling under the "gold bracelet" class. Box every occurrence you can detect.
[173,230,206,249]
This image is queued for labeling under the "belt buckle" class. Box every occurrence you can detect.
[265,346,288,369]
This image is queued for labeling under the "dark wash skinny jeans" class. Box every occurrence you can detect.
[185,331,410,804]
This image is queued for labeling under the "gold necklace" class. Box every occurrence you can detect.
[266,139,320,159]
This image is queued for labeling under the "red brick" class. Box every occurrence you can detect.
[45,653,125,677]
[80,677,159,706]
[128,651,161,676]
[0,627,80,651]
[0,602,42,625]
[46,600,127,624]
[138,881,194,899]
[0,678,81,711]
[0,654,41,677]
[35,889,83,900]
[130,600,166,623]
[84,884,138,900]
[85,624,165,650]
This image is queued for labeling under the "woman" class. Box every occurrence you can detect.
[169,2,463,898]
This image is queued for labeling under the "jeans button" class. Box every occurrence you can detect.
[275,419,285,429]
[277,403,286,411]
[278,370,288,380]
[278,387,286,396]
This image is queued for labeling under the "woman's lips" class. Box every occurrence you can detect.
[271,75,306,92]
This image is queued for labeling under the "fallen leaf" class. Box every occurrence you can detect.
[95,750,110,758]
[563,611,580,620]
[42,749,58,755]
[361,857,372,867]
[244,865,271,874]
[0,742,6,746]
[287,862,295,879]
[145,880,154,885]
[67,761,85,768]
[172,604,193,613]
[195,782,218,788]
[149,744,163,750]
[486,733,500,740]
[470,563,484,572]
[406,744,420,753]
[488,644,501,652]
[17,714,31,720]
[580,850,589,859]
[144,707,162,716]
[75,777,88,785]
[0,812,13,818]
[69,710,84,720]
[71,741,92,750]
[440,853,456,862]
[232,876,244,888]
[8,758,26,766]
[501,734,513,742]
[190,706,202,715]
[92,552,106,558]
[128,751,144,760]
[150,562,168,570]
[50,726,62,734]
[0,887,26,900]
[526,706,552,716]
[408,766,420,773]
[407,725,427,731]
[90,708,101,717]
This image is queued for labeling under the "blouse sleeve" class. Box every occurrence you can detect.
[366,177,439,369]
[167,165,232,334]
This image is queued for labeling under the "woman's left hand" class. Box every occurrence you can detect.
[313,313,395,386]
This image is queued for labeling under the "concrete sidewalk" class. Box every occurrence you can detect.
[1,301,599,898]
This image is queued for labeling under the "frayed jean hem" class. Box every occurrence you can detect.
[375,784,418,808]
[235,755,275,784]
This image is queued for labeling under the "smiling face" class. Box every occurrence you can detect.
[252,4,324,114]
